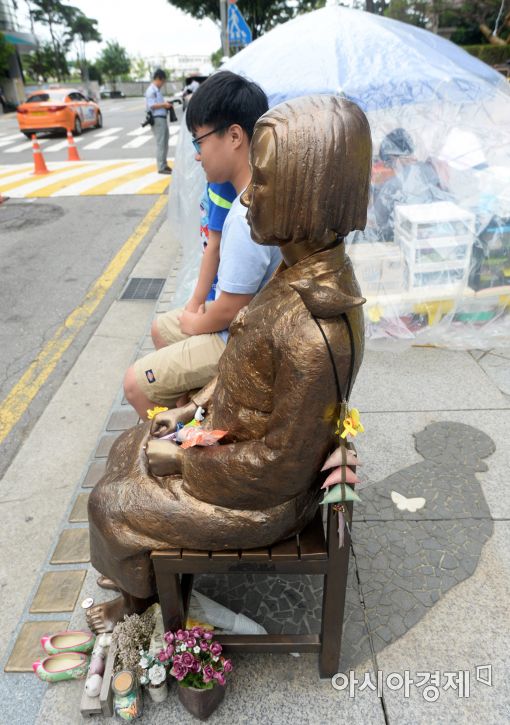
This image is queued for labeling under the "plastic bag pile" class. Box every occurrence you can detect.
[169,6,510,349]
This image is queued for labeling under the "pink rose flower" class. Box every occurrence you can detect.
[181,652,194,668]
[215,671,226,686]
[171,663,187,681]
[172,654,182,666]
[163,631,174,644]
[157,651,168,663]
[203,632,214,640]
[185,637,196,649]
[165,644,175,657]
[202,665,215,683]
[191,659,201,673]
[200,640,209,652]
[209,642,222,656]
[191,626,204,637]
[222,658,233,673]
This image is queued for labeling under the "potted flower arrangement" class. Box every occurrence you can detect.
[138,650,169,703]
[156,626,232,720]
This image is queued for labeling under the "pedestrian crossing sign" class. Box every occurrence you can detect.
[228,3,252,47]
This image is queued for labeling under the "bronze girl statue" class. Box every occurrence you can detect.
[87,95,372,633]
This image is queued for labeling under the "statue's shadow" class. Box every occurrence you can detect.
[194,422,494,671]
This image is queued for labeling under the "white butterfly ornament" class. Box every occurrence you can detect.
[391,490,426,513]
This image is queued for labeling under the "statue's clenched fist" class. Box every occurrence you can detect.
[145,438,183,477]
[150,402,196,438]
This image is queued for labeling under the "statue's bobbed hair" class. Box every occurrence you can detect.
[253,95,372,244]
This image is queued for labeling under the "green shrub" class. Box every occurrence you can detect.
[462,44,510,66]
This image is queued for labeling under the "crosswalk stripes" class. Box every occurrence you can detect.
[0,132,26,147]
[127,127,149,136]
[0,127,180,154]
[122,136,151,149]
[45,137,84,153]
[0,159,171,197]
[82,136,120,150]
[5,139,48,153]
[92,127,124,137]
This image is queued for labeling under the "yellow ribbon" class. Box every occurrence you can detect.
[146,406,168,420]
[337,407,365,439]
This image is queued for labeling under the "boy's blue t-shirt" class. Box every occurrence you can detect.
[208,182,237,232]
[201,182,237,300]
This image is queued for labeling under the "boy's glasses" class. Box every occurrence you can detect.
[192,126,226,153]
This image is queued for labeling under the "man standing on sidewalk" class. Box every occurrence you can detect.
[145,69,173,175]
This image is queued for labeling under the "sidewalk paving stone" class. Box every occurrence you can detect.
[355,348,508,412]
[105,408,139,431]
[50,529,90,565]
[93,433,119,458]
[81,460,106,488]
[476,350,510,396]
[68,493,90,523]
[29,571,86,614]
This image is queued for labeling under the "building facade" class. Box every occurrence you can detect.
[1,0,37,106]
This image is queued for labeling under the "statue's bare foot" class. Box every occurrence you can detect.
[97,575,120,592]
[86,596,128,634]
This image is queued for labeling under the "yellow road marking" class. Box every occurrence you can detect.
[0,165,33,182]
[81,163,156,196]
[137,177,172,195]
[0,194,167,446]
[28,161,129,197]
[0,163,86,192]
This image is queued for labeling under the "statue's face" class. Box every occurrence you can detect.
[242,126,276,246]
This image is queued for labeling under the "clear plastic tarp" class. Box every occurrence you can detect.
[169,6,510,349]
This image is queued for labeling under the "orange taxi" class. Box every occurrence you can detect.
[17,88,102,138]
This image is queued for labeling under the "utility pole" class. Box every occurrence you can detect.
[220,0,230,58]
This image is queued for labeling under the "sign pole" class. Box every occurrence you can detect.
[220,0,230,57]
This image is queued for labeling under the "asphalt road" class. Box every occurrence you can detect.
[0,97,176,477]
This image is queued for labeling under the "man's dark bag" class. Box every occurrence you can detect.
[141,110,154,128]
[168,105,178,123]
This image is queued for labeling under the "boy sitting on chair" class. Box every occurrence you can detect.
[123,71,280,419]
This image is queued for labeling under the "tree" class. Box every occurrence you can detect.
[452,2,510,45]
[168,1,327,40]
[27,0,72,80]
[384,0,431,27]
[26,1,101,81]
[131,56,150,81]
[97,41,131,89]
[381,1,510,44]
[0,32,14,77]
[25,41,68,81]
[211,47,223,68]
[68,11,101,83]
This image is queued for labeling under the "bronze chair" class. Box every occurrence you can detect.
[151,501,352,679]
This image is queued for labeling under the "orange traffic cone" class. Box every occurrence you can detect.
[66,130,81,161]
[31,135,49,175]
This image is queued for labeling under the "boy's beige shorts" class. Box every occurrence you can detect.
[133,308,226,407]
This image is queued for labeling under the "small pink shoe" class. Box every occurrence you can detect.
[32,652,89,683]
[41,630,95,655]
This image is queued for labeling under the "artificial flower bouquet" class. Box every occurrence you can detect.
[157,626,233,690]
[138,650,167,688]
